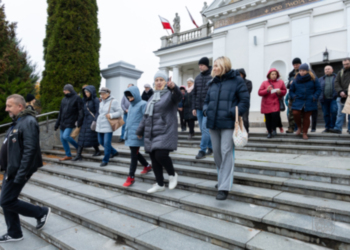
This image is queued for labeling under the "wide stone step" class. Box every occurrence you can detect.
[33,163,350,248]
[15,183,230,250]
[42,153,350,204]
[29,170,337,249]
[49,146,350,187]
[248,132,350,141]
[177,140,350,157]
[0,215,59,250]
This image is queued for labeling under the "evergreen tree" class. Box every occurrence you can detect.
[0,1,39,125]
[41,0,101,111]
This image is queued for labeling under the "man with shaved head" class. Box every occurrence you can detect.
[0,94,51,242]
[319,65,338,133]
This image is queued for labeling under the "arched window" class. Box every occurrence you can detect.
[270,60,287,81]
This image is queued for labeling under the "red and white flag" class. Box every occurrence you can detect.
[186,7,199,28]
[159,16,174,34]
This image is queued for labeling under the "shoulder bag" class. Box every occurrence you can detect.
[107,99,124,132]
[86,102,97,131]
[233,106,248,147]
[269,81,285,112]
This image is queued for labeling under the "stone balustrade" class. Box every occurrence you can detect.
[160,23,214,48]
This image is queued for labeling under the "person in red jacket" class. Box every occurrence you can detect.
[258,68,287,138]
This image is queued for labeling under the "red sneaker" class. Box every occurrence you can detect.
[141,165,152,175]
[123,176,135,187]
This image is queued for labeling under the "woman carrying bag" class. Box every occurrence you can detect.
[96,87,122,167]
[258,68,287,138]
[73,85,101,161]
[203,56,250,201]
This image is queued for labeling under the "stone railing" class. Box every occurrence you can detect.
[160,23,214,48]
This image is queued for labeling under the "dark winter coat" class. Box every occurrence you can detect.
[203,70,250,130]
[287,69,299,89]
[335,67,350,96]
[55,92,83,130]
[319,73,337,103]
[4,109,43,184]
[142,89,154,102]
[124,86,147,147]
[136,85,182,153]
[289,73,322,112]
[192,67,212,110]
[78,86,100,147]
[237,68,253,94]
[183,91,196,120]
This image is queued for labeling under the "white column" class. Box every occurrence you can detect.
[344,0,350,53]
[247,21,266,113]
[289,10,312,64]
[172,66,181,86]
[212,31,228,60]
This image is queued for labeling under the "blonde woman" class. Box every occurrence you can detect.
[289,63,321,140]
[136,71,183,193]
[203,56,250,200]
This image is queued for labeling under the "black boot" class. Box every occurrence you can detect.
[72,146,83,161]
[92,145,101,157]
[216,191,228,200]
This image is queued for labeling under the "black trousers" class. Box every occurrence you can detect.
[265,112,282,133]
[311,110,318,130]
[178,110,186,130]
[187,120,195,135]
[149,150,175,187]
[129,147,149,177]
[242,110,250,133]
[0,173,46,238]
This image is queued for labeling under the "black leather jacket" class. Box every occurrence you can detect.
[192,67,213,110]
[5,111,43,184]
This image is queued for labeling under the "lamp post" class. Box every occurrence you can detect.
[323,48,329,63]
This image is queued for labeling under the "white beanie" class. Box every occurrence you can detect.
[154,71,168,82]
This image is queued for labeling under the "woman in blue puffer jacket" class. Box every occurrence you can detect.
[122,86,152,187]
[289,63,321,140]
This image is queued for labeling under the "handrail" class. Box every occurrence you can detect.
[0,111,59,132]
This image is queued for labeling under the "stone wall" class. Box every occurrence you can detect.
[0,119,59,150]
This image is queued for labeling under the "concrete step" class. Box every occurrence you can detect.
[32,163,350,248]
[49,146,350,187]
[248,132,350,141]
[14,183,229,250]
[40,158,350,224]
[0,214,59,250]
[177,140,350,157]
[28,170,337,249]
[42,151,350,203]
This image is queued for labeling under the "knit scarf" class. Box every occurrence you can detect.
[145,89,169,116]
[187,84,194,93]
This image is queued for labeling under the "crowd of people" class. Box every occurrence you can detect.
[1,55,350,243]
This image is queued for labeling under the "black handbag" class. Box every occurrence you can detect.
[268,81,286,112]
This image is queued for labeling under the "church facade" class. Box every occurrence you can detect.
[154,0,350,122]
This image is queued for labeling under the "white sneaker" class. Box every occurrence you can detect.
[168,173,178,190]
[147,183,165,193]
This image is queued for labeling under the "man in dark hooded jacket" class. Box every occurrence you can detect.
[55,84,83,161]
[237,68,252,132]
[192,57,213,159]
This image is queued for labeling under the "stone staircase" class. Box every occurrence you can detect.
[178,132,350,157]
[8,133,349,250]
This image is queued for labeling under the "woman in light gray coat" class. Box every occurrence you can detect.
[96,87,122,167]
[136,71,182,194]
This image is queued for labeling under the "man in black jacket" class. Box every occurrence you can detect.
[192,57,213,159]
[0,94,50,242]
[141,84,154,102]
[237,68,252,132]
[55,84,83,161]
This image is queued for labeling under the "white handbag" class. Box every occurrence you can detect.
[233,106,248,147]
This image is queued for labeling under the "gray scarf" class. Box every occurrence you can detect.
[145,89,169,116]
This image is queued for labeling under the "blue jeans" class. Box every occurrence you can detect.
[120,113,128,139]
[333,97,350,132]
[321,99,338,129]
[98,132,118,163]
[60,128,78,157]
[197,110,212,152]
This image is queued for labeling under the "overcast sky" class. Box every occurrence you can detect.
[2,0,207,89]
